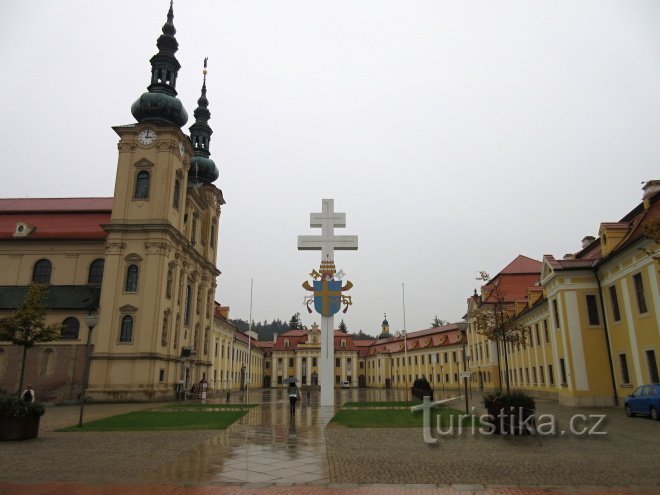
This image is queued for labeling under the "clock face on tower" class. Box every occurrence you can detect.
[138,129,157,146]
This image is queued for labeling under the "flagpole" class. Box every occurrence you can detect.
[246,278,253,395]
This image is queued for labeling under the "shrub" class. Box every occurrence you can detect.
[0,395,45,418]
[483,391,535,411]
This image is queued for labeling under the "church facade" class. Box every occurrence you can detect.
[0,4,225,401]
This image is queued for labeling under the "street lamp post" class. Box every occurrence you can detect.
[402,330,408,398]
[78,313,99,427]
[461,329,469,414]
[439,364,445,396]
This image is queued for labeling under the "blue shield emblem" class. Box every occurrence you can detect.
[313,280,342,316]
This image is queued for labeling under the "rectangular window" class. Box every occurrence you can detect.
[534,325,540,346]
[289,358,294,367]
[609,285,621,322]
[532,367,537,384]
[619,353,630,384]
[335,358,340,368]
[359,361,364,369]
[633,273,648,314]
[586,294,600,325]
[159,369,165,382]
[548,364,554,385]
[277,375,282,384]
[646,350,659,383]
[265,361,270,369]
[453,351,457,363]
[414,356,418,365]
[525,367,530,384]
[543,320,549,343]
[552,299,560,329]
[421,355,425,365]
[335,375,340,384]
[559,358,567,385]
[539,366,545,384]
[184,285,192,325]
[313,357,317,367]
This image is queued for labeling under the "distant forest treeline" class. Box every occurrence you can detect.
[229,316,375,342]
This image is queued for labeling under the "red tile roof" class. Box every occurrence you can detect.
[499,255,542,274]
[0,198,112,241]
[0,198,113,212]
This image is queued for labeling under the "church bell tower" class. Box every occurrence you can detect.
[90,3,224,401]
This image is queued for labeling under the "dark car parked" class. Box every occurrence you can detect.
[624,384,660,420]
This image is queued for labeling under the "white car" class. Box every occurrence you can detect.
[341,380,350,388]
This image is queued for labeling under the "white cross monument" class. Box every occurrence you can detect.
[298,199,358,406]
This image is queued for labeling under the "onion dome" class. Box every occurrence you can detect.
[188,58,219,184]
[131,1,188,127]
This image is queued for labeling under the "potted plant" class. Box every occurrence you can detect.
[483,391,535,435]
[0,395,45,440]
[411,377,434,401]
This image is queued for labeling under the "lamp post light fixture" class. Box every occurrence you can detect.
[78,313,99,427]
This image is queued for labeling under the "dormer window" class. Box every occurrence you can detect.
[284,338,289,348]
[14,222,35,237]
[341,339,346,348]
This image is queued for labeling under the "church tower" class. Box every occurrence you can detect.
[378,314,391,339]
[90,3,225,401]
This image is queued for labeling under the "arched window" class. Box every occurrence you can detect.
[61,317,80,340]
[32,259,52,284]
[161,313,170,346]
[120,315,133,343]
[88,259,105,285]
[210,222,215,248]
[184,285,192,325]
[125,265,139,292]
[173,179,180,209]
[134,171,150,199]
[166,268,173,298]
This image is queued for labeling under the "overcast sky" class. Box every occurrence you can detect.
[1,1,659,336]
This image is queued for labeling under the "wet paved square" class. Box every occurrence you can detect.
[0,388,659,494]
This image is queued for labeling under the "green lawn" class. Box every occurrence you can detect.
[343,400,422,408]
[330,407,471,428]
[57,408,249,432]
[164,403,258,409]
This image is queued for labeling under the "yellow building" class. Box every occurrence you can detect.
[467,181,660,406]
[0,4,228,402]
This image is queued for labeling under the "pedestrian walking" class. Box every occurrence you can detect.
[288,381,300,416]
[21,385,35,403]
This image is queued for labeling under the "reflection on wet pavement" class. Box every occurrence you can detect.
[151,389,340,484]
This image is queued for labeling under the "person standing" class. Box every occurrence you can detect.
[21,385,35,403]
[288,381,300,416]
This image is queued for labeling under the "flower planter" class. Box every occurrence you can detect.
[0,415,41,441]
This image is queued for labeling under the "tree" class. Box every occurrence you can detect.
[0,285,62,395]
[338,319,348,333]
[430,316,449,327]
[470,271,528,395]
[288,312,303,330]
